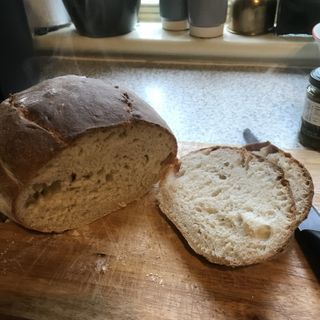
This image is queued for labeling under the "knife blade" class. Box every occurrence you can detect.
[243,128,260,145]
[295,206,320,281]
[243,128,320,281]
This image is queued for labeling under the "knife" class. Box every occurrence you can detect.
[243,129,320,281]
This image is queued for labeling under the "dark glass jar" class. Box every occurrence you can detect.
[299,68,320,151]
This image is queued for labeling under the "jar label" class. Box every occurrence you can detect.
[303,97,320,126]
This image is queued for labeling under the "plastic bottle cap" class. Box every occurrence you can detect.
[189,24,224,38]
[310,68,320,90]
[161,19,189,31]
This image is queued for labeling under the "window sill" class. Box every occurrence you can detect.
[34,22,320,67]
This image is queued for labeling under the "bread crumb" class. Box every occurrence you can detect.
[118,202,127,208]
[70,230,80,237]
[146,273,164,286]
[95,258,108,274]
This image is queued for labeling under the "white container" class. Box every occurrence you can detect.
[24,0,70,33]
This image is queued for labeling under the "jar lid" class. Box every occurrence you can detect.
[310,68,320,89]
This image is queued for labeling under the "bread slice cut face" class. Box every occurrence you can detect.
[16,123,176,232]
[245,142,314,226]
[157,147,296,266]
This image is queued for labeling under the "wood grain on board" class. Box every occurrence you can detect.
[0,142,319,320]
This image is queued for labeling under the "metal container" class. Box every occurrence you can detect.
[299,68,320,151]
[228,0,277,36]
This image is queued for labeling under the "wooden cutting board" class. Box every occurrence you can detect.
[0,142,319,320]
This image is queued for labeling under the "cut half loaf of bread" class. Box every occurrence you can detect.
[0,75,177,232]
[245,142,314,226]
[157,147,296,267]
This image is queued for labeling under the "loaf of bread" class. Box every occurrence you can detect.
[157,147,296,266]
[245,142,314,226]
[0,75,177,232]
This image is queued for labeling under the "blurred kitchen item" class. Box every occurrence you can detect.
[275,0,320,35]
[188,0,228,38]
[62,0,141,38]
[313,23,320,49]
[24,0,71,35]
[299,68,320,151]
[0,0,39,102]
[160,0,188,31]
[228,0,277,36]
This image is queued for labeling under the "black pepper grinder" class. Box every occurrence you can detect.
[299,68,320,151]
[0,0,39,102]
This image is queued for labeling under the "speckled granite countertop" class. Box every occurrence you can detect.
[39,57,311,149]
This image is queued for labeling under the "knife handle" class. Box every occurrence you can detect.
[295,229,320,282]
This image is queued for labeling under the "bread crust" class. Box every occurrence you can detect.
[0,75,177,223]
[245,141,314,225]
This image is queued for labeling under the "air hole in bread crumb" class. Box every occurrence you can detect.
[256,225,271,240]
[83,172,93,179]
[97,167,105,175]
[48,180,61,193]
[119,131,127,138]
[177,170,185,178]
[33,183,46,192]
[26,180,62,208]
[207,207,217,214]
[70,173,77,182]
[211,189,221,197]
[224,162,230,167]
[144,155,149,163]
[219,174,227,180]
[96,252,106,257]
[105,173,113,182]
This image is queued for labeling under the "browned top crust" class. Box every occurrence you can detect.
[0,75,177,210]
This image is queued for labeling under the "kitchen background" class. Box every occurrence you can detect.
[1,0,320,149]
[0,2,320,320]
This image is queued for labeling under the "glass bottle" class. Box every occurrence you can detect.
[299,68,320,151]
